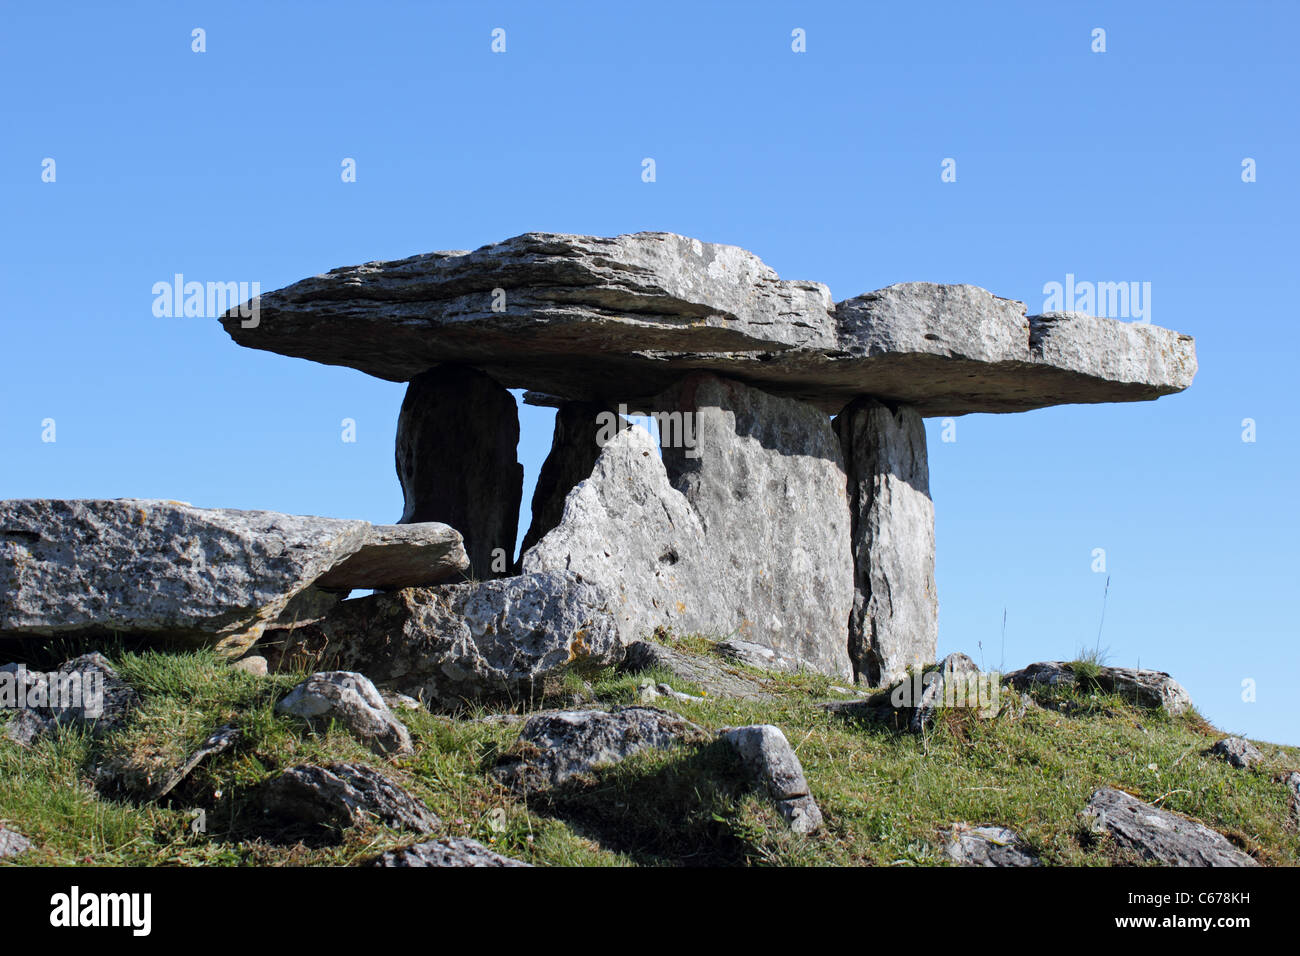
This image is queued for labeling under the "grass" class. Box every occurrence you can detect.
[2,641,1298,867]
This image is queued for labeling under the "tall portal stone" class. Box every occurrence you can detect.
[524,373,854,680]
[396,366,523,578]
[517,401,626,562]
[835,398,937,685]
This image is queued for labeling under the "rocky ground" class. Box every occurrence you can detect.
[1,633,1296,867]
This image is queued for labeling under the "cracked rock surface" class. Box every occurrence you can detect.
[222,231,1196,416]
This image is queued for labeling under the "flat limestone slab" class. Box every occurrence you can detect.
[0,499,467,655]
[221,232,1196,416]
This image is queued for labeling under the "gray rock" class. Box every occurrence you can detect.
[714,639,803,673]
[906,653,984,732]
[494,706,704,793]
[259,763,438,834]
[221,232,1196,416]
[621,640,773,701]
[231,655,269,676]
[1081,788,1258,866]
[1209,737,1263,770]
[835,398,937,684]
[525,374,854,680]
[517,401,627,561]
[271,585,346,628]
[4,710,56,746]
[272,571,623,709]
[276,672,413,756]
[3,653,137,746]
[657,374,854,679]
[381,690,421,712]
[943,824,1038,867]
[0,825,31,859]
[1005,661,1193,715]
[522,425,709,646]
[395,366,522,578]
[0,499,467,656]
[722,724,823,834]
[825,652,1001,732]
[371,836,530,867]
[313,523,468,591]
[1285,772,1300,825]
[148,725,241,800]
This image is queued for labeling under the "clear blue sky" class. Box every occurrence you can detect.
[2,2,1296,744]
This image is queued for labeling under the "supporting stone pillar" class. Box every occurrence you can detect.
[517,401,625,561]
[834,398,937,686]
[658,375,855,679]
[395,365,522,579]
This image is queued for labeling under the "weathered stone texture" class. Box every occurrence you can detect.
[835,398,937,685]
[395,365,522,578]
[222,232,1196,416]
[269,571,623,709]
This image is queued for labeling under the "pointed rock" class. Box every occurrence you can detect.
[276,672,413,756]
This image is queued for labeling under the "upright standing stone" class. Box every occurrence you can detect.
[395,365,523,578]
[526,373,854,679]
[517,401,625,561]
[835,398,937,686]
[658,374,853,679]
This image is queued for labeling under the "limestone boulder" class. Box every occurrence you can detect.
[1208,737,1263,770]
[521,426,710,645]
[621,640,774,701]
[259,763,438,834]
[1005,661,1193,715]
[313,523,467,591]
[3,652,138,746]
[493,706,705,793]
[658,374,854,679]
[722,724,823,834]
[1081,788,1257,866]
[276,672,413,756]
[268,571,623,710]
[0,499,468,655]
[943,824,1038,867]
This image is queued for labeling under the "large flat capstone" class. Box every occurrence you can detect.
[221,232,1196,416]
[0,499,468,655]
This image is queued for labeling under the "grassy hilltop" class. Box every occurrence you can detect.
[2,634,1297,867]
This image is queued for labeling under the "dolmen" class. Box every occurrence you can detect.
[1,232,1196,698]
